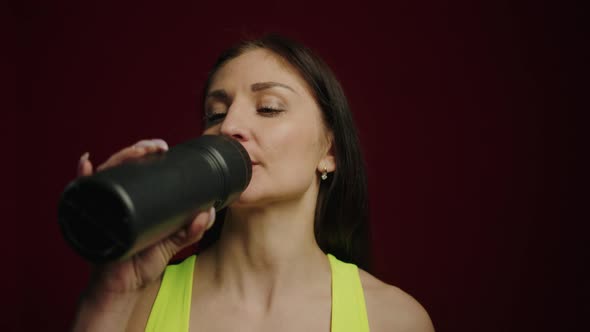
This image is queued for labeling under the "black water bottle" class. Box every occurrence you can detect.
[58,135,252,263]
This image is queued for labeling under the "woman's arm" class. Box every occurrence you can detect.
[69,140,215,331]
[72,284,145,332]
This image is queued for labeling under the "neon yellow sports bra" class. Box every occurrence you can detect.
[146,254,370,332]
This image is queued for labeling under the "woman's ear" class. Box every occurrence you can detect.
[318,133,336,173]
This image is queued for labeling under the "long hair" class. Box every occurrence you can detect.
[197,34,371,271]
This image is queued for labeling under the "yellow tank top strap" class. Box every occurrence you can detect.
[146,254,369,332]
[145,255,195,332]
[328,253,370,332]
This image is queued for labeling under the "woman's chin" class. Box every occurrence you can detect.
[227,188,282,210]
[228,191,265,208]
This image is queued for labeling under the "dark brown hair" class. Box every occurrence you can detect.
[197,34,371,271]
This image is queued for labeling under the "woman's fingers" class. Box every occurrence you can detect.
[134,139,169,151]
[132,209,215,285]
[205,207,216,231]
[77,152,93,177]
[96,146,146,172]
[165,208,216,255]
[96,139,169,172]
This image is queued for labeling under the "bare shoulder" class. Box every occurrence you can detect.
[358,269,434,332]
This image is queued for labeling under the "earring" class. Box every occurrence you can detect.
[321,167,328,181]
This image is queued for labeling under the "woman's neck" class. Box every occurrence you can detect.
[196,197,331,312]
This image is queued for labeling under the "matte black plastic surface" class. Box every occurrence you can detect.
[58,135,251,263]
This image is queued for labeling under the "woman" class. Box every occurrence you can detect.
[73,34,434,332]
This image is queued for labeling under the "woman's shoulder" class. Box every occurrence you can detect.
[358,268,435,332]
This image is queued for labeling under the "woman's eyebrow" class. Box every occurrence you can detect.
[206,89,231,103]
[251,82,298,94]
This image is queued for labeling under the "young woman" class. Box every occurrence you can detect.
[73,34,434,332]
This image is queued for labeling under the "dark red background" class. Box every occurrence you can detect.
[8,0,584,331]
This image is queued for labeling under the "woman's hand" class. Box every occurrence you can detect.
[77,138,215,294]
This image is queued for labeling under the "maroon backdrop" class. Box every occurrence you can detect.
[9,0,583,331]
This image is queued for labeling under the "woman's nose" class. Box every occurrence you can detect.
[219,105,250,141]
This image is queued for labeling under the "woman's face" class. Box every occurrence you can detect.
[202,49,335,208]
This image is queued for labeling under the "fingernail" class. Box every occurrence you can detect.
[206,207,216,230]
[134,140,156,149]
[79,152,89,165]
[150,139,169,151]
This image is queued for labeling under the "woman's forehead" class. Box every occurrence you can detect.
[209,49,309,95]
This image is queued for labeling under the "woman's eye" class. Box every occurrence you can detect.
[257,106,283,117]
[204,112,226,125]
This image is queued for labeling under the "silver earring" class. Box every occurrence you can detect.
[321,167,328,181]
